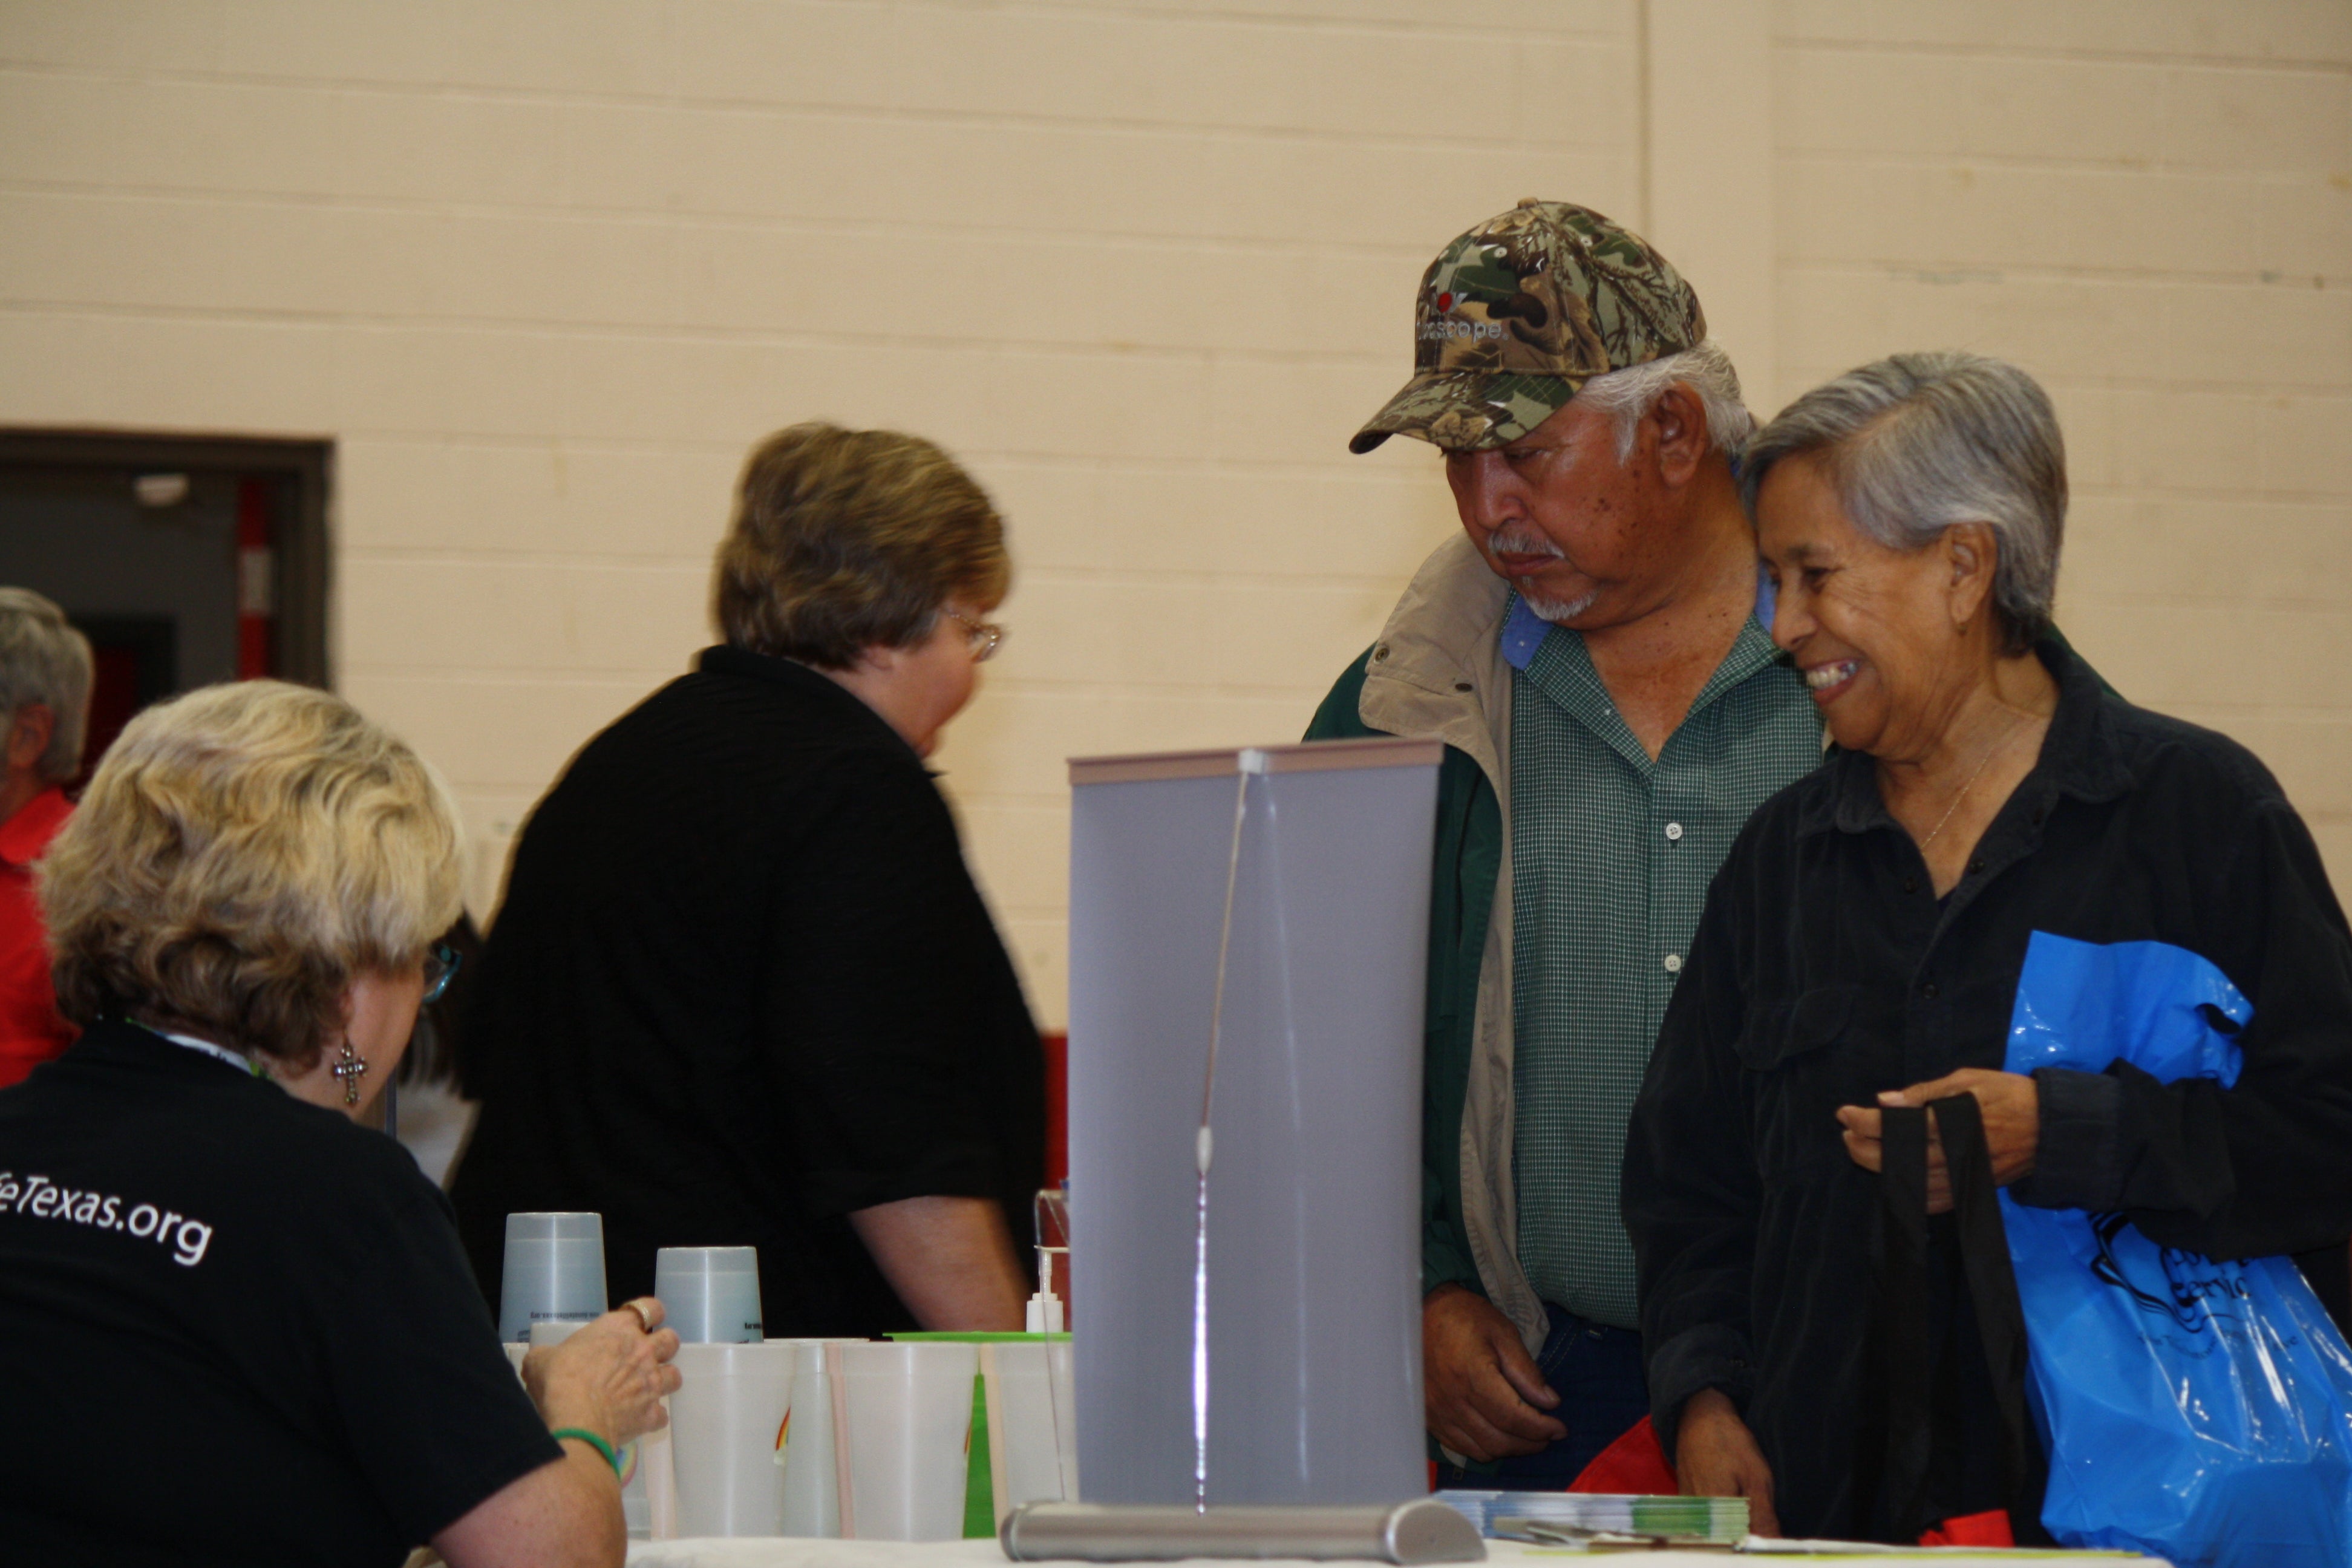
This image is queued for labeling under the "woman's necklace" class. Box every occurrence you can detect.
[1918,714,2026,851]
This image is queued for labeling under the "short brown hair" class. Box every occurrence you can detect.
[39,681,464,1071]
[713,422,1010,670]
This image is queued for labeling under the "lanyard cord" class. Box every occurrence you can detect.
[137,1022,264,1078]
[163,1032,262,1076]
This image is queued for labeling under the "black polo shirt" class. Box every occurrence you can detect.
[449,646,1044,1333]
[0,1020,560,1565]
[1625,638,2352,1538]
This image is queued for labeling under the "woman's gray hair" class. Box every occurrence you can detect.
[1576,339,1754,460]
[1740,351,2065,655]
[0,588,94,783]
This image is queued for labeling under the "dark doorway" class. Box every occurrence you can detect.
[0,433,329,780]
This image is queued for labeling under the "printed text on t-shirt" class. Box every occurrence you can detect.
[0,1171,214,1266]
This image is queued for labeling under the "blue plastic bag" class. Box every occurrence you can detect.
[2002,931,2352,1566]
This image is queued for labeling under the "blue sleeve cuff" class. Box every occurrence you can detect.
[2011,1066,2125,1212]
[1645,1323,1755,1457]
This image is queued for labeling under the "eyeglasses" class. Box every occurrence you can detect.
[945,610,1006,664]
[422,942,462,1006]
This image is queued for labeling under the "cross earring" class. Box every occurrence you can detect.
[331,1039,368,1105]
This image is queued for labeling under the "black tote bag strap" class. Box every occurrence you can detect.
[1873,1103,1935,1541]
[1929,1093,2053,1547]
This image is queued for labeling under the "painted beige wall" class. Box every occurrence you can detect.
[0,2,2344,1028]
[1772,0,2352,916]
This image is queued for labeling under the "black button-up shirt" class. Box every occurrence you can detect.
[1624,638,2352,1538]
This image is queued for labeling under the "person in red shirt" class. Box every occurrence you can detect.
[0,589,91,1088]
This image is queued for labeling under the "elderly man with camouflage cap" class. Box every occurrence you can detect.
[1307,200,1821,1485]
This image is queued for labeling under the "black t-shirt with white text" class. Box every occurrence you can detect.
[0,1019,561,1566]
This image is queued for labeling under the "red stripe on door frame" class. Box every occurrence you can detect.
[235,477,274,679]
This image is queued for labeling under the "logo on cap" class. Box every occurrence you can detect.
[1350,201,1707,454]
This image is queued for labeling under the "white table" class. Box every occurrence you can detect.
[623,1535,2149,1566]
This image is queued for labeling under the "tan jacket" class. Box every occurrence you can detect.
[1354,534,1548,1354]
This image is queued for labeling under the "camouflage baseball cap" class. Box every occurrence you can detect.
[1350,199,1707,454]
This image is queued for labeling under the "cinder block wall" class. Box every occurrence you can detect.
[1773,0,2352,881]
[0,2,2343,1028]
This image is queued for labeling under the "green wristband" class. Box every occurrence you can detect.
[550,1426,622,1478]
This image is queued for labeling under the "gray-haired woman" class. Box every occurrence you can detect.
[1623,352,2352,1540]
[0,586,92,1086]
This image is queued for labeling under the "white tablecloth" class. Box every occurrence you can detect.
[628,1540,1008,1568]
[623,1535,2148,1566]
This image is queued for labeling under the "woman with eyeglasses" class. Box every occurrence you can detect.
[451,421,1044,1339]
[0,681,679,1566]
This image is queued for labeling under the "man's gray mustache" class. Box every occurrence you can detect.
[1488,527,1564,560]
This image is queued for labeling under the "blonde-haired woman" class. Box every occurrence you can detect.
[452,421,1044,1338]
[0,681,679,1567]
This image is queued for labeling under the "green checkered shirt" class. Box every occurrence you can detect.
[1509,609,1821,1328]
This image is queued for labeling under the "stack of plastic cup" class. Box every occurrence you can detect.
[669,1340,798,1537]
[654,1246,765,1344]
[982,1339,1079,1517]
[837,1341,980,1540]
[497,1212,607,1344]
[778,1340,845,1537]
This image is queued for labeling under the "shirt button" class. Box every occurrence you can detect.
[1663,953,1684,974]
[1921,980,1940,1000]
[1664,822,1684,842]
[1968,857,1985,875]
[1903,876,1919,894]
